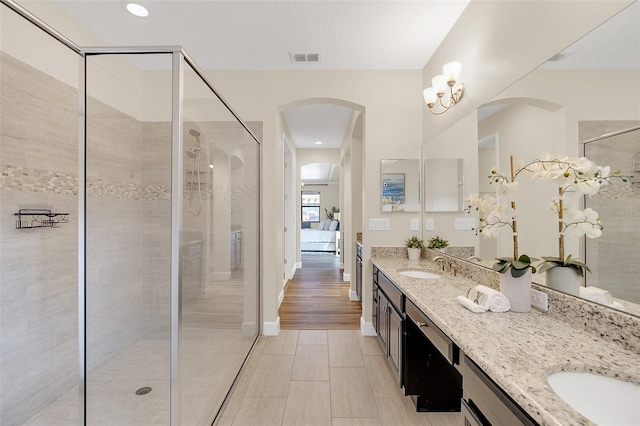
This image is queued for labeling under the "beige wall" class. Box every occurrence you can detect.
[421,0,632,142]
[202,69,423,333]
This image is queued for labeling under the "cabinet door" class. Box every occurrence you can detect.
[377,292,389,355]
[388,305,403,385]
[355,256,362,301]
[372,284,379,334]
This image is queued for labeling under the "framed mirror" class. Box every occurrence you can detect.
[424,158,463,212]
[380,159,420,212]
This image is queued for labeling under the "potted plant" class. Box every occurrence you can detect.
[405,235,425,261]
[468,153,632,300]
[516,153,631,295]
[427,235,449,252]
[325,206,340,220]
[466,156,537,312]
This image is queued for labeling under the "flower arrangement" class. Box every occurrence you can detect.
[466,153,631,278]
[405,235,425,249]
[427,235,449,249]
[466,156,537,277]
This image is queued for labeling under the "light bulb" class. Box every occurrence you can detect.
[442,61,461,85]
[431,75,447,97]
[423,88,437,107]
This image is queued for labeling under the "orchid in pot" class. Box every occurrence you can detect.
[468,153,632,299]
[466,157,538,312]
[516,153,631,294]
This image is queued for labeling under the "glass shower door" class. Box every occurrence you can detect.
[178,58,260,425]
[84,52,173,425]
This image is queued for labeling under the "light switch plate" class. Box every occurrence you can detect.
[369,218,390,231]
[411,218,419,231]
[531,289,548,311]
[425,218,434,231]
[455,217,475,230]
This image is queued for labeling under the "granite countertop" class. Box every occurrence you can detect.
[371,256,640,426]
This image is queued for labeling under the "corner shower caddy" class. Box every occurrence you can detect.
[14,208,69,229]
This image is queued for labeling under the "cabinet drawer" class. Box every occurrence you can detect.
[406,299,457,365]
[462,356,537,426]
[377,270,404,313]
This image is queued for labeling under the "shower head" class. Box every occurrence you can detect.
[189,129,201,138]
[186,146,200,158]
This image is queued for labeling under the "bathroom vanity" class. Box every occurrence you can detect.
[370,254,640,426]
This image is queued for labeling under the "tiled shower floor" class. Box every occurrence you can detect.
[24,328,255,426]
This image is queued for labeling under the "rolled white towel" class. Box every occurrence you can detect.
[456,296,488,313]
[610,301,626,311]
[579,286,613,305]
[475,285,511,313]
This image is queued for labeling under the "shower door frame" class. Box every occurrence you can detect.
[78,46,262,425]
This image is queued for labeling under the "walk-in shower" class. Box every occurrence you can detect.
[582,124,640,308]
[0,1,261,425]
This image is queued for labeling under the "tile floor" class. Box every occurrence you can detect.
[24,329,255,426]
[217,330,461,426]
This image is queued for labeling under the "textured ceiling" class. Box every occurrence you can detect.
[44,0,470,70]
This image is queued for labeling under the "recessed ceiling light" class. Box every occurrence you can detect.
[126,3,149,17]
[314,141,323,145]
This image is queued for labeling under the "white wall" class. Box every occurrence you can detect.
[422,112,479,253]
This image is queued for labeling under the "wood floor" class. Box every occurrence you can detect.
[279,253,361,330]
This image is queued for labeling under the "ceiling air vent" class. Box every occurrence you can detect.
[290,52,320,63]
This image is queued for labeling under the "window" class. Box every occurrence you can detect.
[301,191,320,222]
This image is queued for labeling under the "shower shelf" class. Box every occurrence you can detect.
[14,209,69,229]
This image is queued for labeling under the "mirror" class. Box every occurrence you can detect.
[423,3,640,317]
[381,159,420,212]
[424,158,463,212]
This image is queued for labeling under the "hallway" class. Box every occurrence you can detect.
[279,253,361,330]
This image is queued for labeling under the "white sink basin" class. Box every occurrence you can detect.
[398,270,441,279]
[547,371,640,425]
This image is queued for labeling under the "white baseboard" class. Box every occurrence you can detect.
[263,317,280,336]
[349,290,359,301]
[296,261,302,269]
[360,317,376,336]
[343,273,351,282]
[290,263,298,279]
[278,288,285,308]
[209,271,232,280]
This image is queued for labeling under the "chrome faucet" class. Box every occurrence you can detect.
[433,256,449,271]
[433,256,457,276]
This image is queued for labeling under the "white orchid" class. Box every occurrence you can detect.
[563,207,603,239]
[472,153,630,276]
[497,181,518,203]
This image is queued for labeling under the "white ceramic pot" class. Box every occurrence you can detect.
[546,266,581,296]
[407,247,421,261]
[499,269,532,313]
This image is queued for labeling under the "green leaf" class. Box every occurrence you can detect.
[511,267,529,278]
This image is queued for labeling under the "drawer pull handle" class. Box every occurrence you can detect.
[417,322,428,327]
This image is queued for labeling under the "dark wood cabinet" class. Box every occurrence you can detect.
[373,266,403,386]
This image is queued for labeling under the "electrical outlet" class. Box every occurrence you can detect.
[410,218,419,231]
[531,289,548,312]
[425,218,434,231]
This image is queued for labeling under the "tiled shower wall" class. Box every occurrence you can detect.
[0,51,80,425]
[580,121,640,305]
[0,51,171,424]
